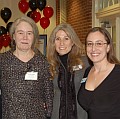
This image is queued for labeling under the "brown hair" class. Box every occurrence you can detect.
[85,27,120,65]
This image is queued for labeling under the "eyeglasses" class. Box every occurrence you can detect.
[86,42,108,47]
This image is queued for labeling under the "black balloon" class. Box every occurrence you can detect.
[29,0,37,11]
[27,11,32,17]
[37,0,46,11]
[0,26,7,36]
[6,22,13,32]
[1,7,12,23]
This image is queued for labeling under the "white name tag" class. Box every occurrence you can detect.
[25,71,38,80]
[81,78,87,83]
[73,65,82,71]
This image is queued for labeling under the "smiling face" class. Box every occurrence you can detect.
[13,21,34,52]
[86,31,110,64]
[54,30,74,55]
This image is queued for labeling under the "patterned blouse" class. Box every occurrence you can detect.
[0,49,53,119]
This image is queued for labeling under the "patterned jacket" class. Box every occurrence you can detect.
[0,49,54,119]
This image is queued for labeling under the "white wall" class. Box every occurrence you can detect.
[0,0,56,43]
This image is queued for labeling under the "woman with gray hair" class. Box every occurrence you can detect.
[0,16,53,119]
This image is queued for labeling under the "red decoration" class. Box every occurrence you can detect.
[30,11,41,23]
[18,0,29,13]
[40,17,50,29]
[43,6,54,18]
[1,34,11,47]
[0,36,3,49]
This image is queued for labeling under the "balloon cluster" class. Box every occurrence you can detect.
[18,0,54,29]
[0,22,13,49]
[0,7,12,50]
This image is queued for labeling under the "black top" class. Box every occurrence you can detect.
[77,64,120,119]
[58,54,77,119]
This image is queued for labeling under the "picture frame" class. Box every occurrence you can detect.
[36,34,47,56]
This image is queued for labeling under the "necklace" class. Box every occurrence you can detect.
[94,62,109,81]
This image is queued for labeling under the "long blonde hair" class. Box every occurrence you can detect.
[47,23,84,79]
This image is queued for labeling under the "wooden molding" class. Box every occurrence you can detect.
[96,3,120,18]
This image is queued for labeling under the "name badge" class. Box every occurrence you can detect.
[25,71,38,80]
[81,78,87,83]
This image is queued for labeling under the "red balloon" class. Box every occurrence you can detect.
[43,6,54,18]
[18,0,29,13]
[1,34,11,47]
[40,17,50,29]
[30,11,41,23]
[0,36,3,49]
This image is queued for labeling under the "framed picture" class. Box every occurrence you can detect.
[36,34,47,56]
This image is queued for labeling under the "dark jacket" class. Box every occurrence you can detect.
[51,56,89,119]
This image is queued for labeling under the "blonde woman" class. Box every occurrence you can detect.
[47,23,88,119]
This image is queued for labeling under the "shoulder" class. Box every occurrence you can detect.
[83,66,92,78]
[0,50,10,56]
[34,49,49,66]
[114,64,120,71]
[81,55,88,61]
[85,66,92,72]
[106,64,120,78]
[81,55,90,69]
[35,49,47,60]
[81,56,88,63]
[0,50,11,60]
